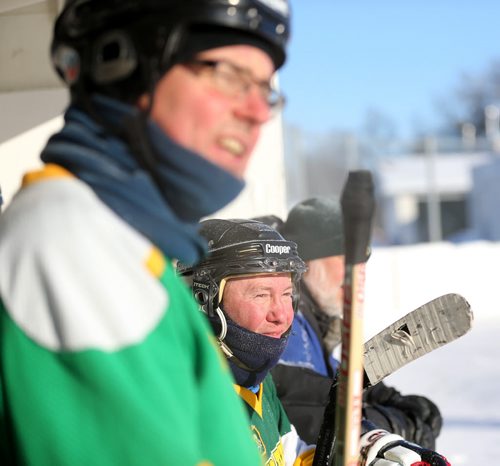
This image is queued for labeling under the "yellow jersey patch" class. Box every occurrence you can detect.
[266,440,285,466]
[22,163,73,186]
[145,246,166,278]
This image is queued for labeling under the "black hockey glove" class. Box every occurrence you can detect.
[388,393,442,435]
[360,428,451,466]
[364,382,442,448]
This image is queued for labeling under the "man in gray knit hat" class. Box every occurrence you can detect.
[271,196,444,452]
[279,196,346,358]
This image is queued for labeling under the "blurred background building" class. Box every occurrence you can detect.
[284,125,500,246]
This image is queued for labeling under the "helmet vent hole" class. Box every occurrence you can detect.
[195,290,208,305]
[101,41,120,62]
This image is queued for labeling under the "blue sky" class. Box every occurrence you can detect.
[279,1,500,137]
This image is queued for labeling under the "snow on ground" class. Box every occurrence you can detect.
[385,318,500,465]
[363,241,500,465]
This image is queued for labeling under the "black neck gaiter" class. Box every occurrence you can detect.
[207,311,290,388]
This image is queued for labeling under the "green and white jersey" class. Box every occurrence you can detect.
[0,165,262,466]
[236,375,315,466]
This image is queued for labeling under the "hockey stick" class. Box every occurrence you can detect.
[313,171,375,466]
[363,292,473,388]
[334,170,375,466]
[313,293,472,464]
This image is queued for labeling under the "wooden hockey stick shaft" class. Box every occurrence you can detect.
[334,170,375,466]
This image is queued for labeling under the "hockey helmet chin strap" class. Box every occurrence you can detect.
[211,305,268,373]
[211,277,264,372]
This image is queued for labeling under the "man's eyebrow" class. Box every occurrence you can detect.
[246,284,293,293]
[246,285,273,293]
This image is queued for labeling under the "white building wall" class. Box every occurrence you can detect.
[0,114,62,206]
[212,114,287,220]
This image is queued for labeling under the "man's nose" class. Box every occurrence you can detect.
[234,85,271,124]
[268,297,290,324]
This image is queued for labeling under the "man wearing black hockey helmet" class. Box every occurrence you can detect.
[0,1,291,465]
[179,219,306,384]
[177,218,317,464]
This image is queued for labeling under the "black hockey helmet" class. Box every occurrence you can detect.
[51,0,290,100]
[177,218,306,317]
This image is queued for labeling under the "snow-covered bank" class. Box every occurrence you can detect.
[364,240,500,339]
[364,241,500,464]
[386,318,499,465]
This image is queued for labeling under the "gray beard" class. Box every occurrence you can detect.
[303,276,343,352]
[303,275,343,318]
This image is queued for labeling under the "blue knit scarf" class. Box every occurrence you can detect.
[41,95,244,264]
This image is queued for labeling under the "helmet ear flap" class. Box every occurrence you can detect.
[90,30,138,84]
[192,279,220,317]
[51,30,139,87]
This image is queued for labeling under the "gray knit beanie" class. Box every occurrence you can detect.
[251,214,284,231]
[280,196,343,261]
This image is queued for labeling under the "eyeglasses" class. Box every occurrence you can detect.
[185,59,286,113]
